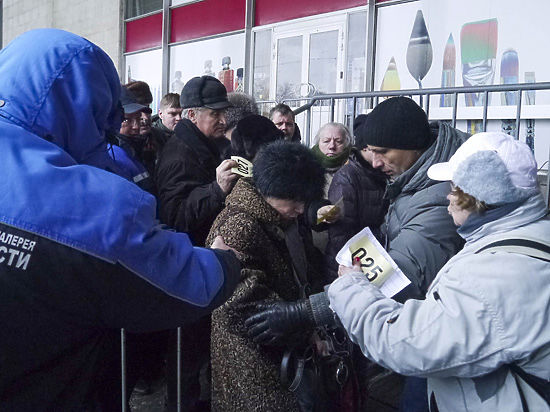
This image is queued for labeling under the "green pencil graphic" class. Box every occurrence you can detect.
[460,18,498,134]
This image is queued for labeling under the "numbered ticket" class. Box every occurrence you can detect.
[231,156,253,177]
[336,227,410,297]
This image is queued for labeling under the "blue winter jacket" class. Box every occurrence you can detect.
[0,29,239,409]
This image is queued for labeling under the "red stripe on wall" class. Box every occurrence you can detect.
[255,0,366,26]
[125,12,163,53]
[171,0,246,43]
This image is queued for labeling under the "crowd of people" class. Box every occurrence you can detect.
[1,29,549,412]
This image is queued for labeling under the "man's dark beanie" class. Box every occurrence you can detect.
[355,97,432,150]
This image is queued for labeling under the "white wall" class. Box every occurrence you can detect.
[2,0,122,74]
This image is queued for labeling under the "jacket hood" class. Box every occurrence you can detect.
[0,29,122,171]
[0,29,226,307]
[459,193,549,244]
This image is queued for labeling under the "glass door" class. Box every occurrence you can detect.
[271,16,346,102]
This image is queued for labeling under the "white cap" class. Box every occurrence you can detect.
[428,132,538,205]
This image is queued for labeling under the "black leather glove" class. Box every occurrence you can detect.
[244,300,315,346]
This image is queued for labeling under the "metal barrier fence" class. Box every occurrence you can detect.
[264,82,550,206]
[120,83,550,412]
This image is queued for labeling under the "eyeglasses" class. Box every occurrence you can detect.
[122,117,140,126]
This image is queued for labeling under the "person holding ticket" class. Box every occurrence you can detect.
[331,132,550,412]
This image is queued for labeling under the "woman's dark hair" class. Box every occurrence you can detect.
[231,115,284,161]
[253,140,325,203]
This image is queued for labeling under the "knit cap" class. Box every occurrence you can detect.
[355,97,432,150]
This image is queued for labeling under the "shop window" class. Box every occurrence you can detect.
[169,33,245,94]
[345,11,367,93]
[253,30,272,102]
[125,0,162,19]
[125,49,163,113]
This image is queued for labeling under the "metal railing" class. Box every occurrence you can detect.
[262,82,550,207]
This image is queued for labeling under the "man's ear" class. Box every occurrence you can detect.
[158,109,163,120]
[187,108,197,124]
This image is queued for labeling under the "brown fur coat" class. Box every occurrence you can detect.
[206,178,304,412]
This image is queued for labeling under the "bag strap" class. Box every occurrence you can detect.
[281,345,315,392]
[475,238,550,262]
[475,239,550,409]
[510,363,550,409]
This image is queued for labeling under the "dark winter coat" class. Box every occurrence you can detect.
[207,178,321,412]
[156,118,226,245]
[387,122,469,301]
[110,134,157,195]
[325,148,388,280]
[152,115,175,146]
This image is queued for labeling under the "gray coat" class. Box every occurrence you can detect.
[384,122,469,300]
[329,193,550,411]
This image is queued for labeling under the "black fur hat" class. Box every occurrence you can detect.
[253,140,325,203]
[231,115,284,161]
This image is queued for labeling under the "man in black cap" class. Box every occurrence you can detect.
[155,75,238,412]
[110,86,156,195]
[156,75,238,245]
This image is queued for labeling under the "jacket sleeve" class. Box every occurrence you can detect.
[388,184,464,300]
[66,244,242,334]
[327,270,511,379]
[325,170,359,279]
[156,155,226,235]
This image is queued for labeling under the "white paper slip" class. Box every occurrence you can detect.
[231,156,253,177]
[336,227,410,297]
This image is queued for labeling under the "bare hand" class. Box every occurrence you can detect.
[338,259,363,277]
[316,204,342,224]
[211,235,244,261]
[216,159,239,194]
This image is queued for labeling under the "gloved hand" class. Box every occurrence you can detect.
[244,300,315,346]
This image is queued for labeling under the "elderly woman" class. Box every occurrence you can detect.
[206,141,326,412]
[312,122,352,196]
[330,132,550,411]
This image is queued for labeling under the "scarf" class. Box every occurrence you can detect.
[311,144,350,170]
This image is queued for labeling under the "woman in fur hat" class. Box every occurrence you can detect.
[206,141,326,412]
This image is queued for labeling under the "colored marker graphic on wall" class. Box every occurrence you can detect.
[406,10,433,105]
[525,71,536,152]
[500,49,519,136]
[381,57,401,96]
[440,33,456,107]
[460,18,498,134]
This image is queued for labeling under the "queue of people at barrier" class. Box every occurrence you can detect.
[0,29,549,412]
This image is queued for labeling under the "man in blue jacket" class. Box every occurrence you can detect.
[0,29,241,410]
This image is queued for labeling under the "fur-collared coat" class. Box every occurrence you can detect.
[206,177,308,412]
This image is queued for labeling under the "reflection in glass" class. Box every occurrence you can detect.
[276,36,302,101]
[309,30,338,95]
[253,30,272,101]
[346,12,367,93]
[125,0,162,19]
